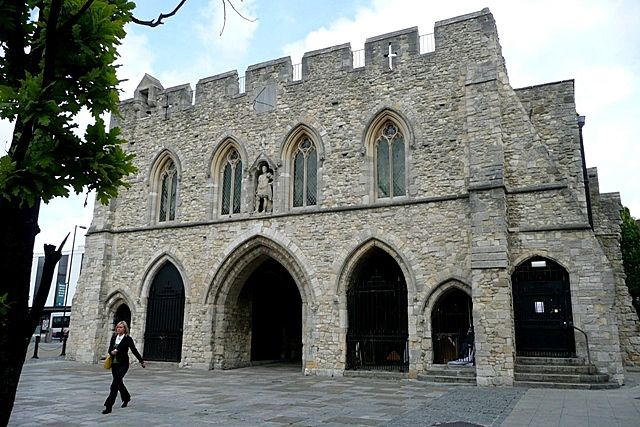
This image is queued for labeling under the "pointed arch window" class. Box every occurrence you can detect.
[159,160,177,222]
[375,121,405,199]
[221,149,243,215]
[292,137,317,207]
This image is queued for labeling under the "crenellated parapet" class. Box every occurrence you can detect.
[195,70,240,104]
[301,43,352,81]
[114,8,502,124]
[363,27,420,72]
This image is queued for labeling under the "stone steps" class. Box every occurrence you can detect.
[343,370,408,380]
[515,372,610,383]
[417,364,476,385]
[513,380,620,390]
[516,356,587,366]
[515,364,597,375]
[513,356,619,390]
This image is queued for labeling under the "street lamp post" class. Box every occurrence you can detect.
[60,225,87,356]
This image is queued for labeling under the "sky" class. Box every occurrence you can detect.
[2,0,639,253]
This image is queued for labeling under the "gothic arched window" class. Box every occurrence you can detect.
[159,160,177,222]
[221,149,243,215]
[375,121,405,199]
[292,137,317,208]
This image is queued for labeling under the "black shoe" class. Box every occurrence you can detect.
[102,407,112,414]
[121,400,129,408]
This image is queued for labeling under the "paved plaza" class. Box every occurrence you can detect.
[9,345,640,426]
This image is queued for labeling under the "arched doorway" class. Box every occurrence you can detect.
[144,262,185,362]
[512,256,576,357]
[431,288,473,364]
[241,258,302,363]
[346,247,408,372]
[113,304,132,329]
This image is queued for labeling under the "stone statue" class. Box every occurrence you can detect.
[255,165,273,213]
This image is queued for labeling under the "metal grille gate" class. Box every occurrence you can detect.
[144,263,185,362]
[512,257,576,357]
[431,289,473,364]
[346,249,408,372]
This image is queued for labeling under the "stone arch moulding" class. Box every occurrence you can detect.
[279,122,327,166]
[249,153,277,175]
[139,252,190,301]
[203,230,318,309]
[334,235,418,299]
[207,135,249,178]
[278,123,326,210]
[510,252,574,278]
[421,278,472,315]
[361,107,414,202]
[209,136,247,217]
[105,290,136,315]
[146,147,183,187]
[146,148,182,224]
[361,106,415,153]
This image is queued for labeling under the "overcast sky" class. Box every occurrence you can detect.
[2,0,638,253]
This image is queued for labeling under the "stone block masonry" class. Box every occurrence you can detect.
[68,8,638,387]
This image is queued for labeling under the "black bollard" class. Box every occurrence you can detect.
[60,335,68,357]
[32,336,40,359]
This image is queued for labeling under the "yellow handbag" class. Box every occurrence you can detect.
[103,355,112,369]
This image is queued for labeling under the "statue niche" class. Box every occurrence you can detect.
[254,163,274,214]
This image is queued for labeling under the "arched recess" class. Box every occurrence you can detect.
[279,124,325,210]
[512,256,576,357]
[143,260,186,362]
[424,281,474,364]
[206,235,314,371]
[340,242,409,372]
[336,238,416,298]
[105,291,136,332]
[210,138,246,217]
[362,109,413,202]
[114,304,132,329]
[147,149,181,224]
[249,154,277,214]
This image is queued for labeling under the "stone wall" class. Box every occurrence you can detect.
[587,168,640,368]
[68,8,630,384]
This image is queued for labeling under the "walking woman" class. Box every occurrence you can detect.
[103,321,145,414]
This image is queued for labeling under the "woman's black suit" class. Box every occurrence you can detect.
[104,334,145,410]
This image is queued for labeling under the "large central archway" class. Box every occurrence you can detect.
[244,258,302,362]
[208,235,313,371]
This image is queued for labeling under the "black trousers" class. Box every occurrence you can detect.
[104,363,130,408]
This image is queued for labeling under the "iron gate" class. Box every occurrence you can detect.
[346,249,408,372]
[431,289,473,364]
[144,263,185,362]
[512,257,575,357]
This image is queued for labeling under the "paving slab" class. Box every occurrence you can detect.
[8,355,640,426]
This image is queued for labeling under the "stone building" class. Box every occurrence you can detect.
[69,8,639,386]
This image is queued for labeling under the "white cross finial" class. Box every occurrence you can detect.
[384,43,398,69]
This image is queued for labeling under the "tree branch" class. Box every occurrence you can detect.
[4,2,28,89]
[131,0,188,27]
[12,0,62,166]
[59,0,95,35]
[219,0,256,36]
[27,234,69,336]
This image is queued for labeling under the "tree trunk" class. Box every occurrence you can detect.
[0,198,42,425]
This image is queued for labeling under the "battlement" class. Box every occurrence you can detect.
[115,8,496,122]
